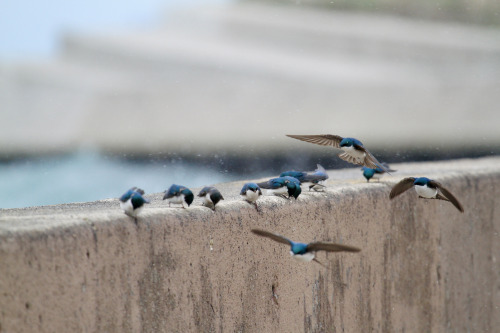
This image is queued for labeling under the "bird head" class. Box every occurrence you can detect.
[413,177,431,186]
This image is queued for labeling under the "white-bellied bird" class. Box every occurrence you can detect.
[390,177,464,212]
[286,134,388,172]
[251,229,360,266]
[163,184,194,208]
[119,187,150,217]
[256,176,302,200]
[280,164,329,191]
[198,186,224,211]
[240,182,262,210]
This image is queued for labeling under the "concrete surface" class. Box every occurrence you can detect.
[0,157,499,332]
[1,2,500,156]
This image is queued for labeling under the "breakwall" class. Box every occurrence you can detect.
[0,157,499,332]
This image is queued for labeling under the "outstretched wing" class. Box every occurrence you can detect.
[353,144,389,171]
[429,180,464,213]
[389,177,416,199]
[251,229,292,246]
[307,242,361,253]
[286,134,343,148]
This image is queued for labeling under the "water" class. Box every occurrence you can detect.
[0,151,239,209]
[0,0,236,208]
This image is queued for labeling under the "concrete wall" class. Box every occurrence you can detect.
[0,157,499,332]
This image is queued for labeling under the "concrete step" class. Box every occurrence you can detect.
[1,3,499,156]
[62,2,500,83]
[163,2,500,66]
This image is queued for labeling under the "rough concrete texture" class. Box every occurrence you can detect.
[0,157,499,332]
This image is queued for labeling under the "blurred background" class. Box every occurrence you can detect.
[0,0,499,208]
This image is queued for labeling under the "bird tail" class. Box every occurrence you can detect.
[312,258,327,268]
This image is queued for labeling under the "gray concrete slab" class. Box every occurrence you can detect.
[0,157,499,331]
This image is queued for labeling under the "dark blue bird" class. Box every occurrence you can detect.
[280,164,329,191]
[390,177,464,212]
[256,176,302,200]
[240,182,262,210]
[286,134,388,172]
[251,229,361,266]
[362,163,396,182]
[119,187,150,217]
[198,186,224,211]
[163,184,194,208]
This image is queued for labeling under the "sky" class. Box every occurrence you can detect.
[0,0,230,59]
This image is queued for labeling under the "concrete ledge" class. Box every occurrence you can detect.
[0,157,499,331]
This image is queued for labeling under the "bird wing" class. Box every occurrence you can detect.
[429,180,464,213]
[353,143,389,171]
[286,134,343,148]
[251,229,292,246]
[389,177,416,199]
[240,184,248,195]
[256,180,274,189]
[303,173,328,183]
[338,152,362,165]
[307,242,361,253]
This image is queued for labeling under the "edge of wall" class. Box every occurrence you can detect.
[0,157,499,332]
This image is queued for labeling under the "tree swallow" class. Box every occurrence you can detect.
[119,187,150,217]
[198,186,224,211]
[163,184,194,208]
[280,164,329,191]
[286,134,388,172]
[256,176,302,200]
[390,177,464,212]
[240,182,262,210]
[362,163,396,182]
[251,229,360,266]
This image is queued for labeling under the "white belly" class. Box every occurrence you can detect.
[243,190,259,203]
[414,185,437,198]
[120,199,137,216]
[341,146,365,162]
[267,187,287,196]
[203,193,213,205]
[167,195,184,205]
[291,251,315,262]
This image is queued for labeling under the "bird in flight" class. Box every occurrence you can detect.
[286,134,389,172]
[389,177,464,212]
[251,229,360,266]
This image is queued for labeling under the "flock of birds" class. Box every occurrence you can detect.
[118,134,464,265]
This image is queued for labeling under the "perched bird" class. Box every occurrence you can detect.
[198,186,224,211]
[280,164,329,191]
[240,182,262,210]
[256,176,302,200]
[163,184,194,208]
[362,163,396,182]
[251,229,360,266]
[390,177,464,212]
[286,134,388,172]
[119,187,150,217]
